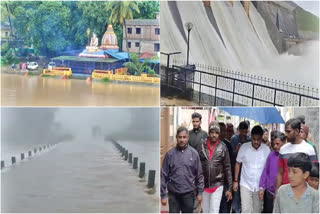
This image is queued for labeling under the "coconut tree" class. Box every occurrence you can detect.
[105,1,140,61]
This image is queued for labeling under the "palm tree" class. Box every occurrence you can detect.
[106,1,140,61]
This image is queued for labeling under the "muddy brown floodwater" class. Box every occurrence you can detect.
[1,74,160,106]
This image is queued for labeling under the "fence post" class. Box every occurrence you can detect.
[139,162,146,178]
[147,170,156,188]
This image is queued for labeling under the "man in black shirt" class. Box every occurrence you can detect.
[189,112,208,149]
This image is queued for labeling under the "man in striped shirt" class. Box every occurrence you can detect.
[275,118,318,194]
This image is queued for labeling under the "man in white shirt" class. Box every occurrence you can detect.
[233,125,271,213]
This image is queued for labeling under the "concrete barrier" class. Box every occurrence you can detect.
[125,150,128,161]
[11,156,16,165]
[139,162,146,178]
[147,170,156,188]
[133,157,138,169]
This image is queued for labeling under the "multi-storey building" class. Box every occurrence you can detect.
[122,13,160,56]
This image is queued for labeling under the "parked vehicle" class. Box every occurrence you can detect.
[48,62,56,70]
[27,62,39,70]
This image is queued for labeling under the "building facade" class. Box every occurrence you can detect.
[122,13,160,56]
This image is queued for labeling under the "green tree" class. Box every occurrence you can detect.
[133,1,159,19]
[123,53,152,76]
[106,1,140,58]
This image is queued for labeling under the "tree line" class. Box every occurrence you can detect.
[1,1,159,58]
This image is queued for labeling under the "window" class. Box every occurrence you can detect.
[128,42,131,48]
[136,28,141,34]
[128,28,132,34]
[155,28,160,35]
[135,42,140,47]
[154,43,160,52]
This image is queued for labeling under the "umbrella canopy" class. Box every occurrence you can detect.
[219,107,285,124]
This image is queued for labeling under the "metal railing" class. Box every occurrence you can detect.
[160,59,319,106]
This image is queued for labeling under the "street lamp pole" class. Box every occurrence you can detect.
[185,22,193,66]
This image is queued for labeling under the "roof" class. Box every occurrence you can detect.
[51,56,119,63]
[125,19,159,26]
[105,50,128,60]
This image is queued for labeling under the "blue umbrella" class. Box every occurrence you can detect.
[219,107,285,124]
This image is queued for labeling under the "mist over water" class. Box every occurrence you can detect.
[1,107,160,212]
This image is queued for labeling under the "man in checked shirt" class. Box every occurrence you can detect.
[161,126,204,213]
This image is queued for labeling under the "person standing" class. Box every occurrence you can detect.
[275,118,318,194]
[218,122,234,214]
[197,122,232,213]
[262,128,271,149]
[259,131,286,213]
[233,125,270,213]
[161,127,204,213]
[189,112,208,149]
[273,153,319,213]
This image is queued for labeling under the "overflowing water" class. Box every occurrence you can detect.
[1,74,160,106]
[1,139,159,213]
[161,1,319,89]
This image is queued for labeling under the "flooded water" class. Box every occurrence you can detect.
[118,140,160,192]
[1,139,159,213]
[1,73,159,106]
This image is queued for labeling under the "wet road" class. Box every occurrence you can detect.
[1,139,159,213]
[1,74,159,106]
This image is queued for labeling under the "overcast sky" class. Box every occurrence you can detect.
[294,1,319,17]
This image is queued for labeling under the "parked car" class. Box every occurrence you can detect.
[27,62,39,70]
[48,62,56,70]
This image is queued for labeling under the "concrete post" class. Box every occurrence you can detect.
[139,162,146,178]
[28,151,32,157]
[1,161,4,169]
[11,156,16,164]
[147,170,156,188]
[21,153,25,160]
[129,153,133,163]
[133,157,138,169]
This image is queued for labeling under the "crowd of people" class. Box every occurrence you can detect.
[161,113,319,213]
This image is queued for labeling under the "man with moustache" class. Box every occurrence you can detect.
[197,122,233,213]
[275,118,318,194]
[161,127,204,213]
[189,112,208,150]
[233,125,270,213]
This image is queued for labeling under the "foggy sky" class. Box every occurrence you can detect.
[1,107,160,151]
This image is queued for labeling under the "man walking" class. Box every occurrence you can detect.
[197,122,233,213]
[230,121,251,213]
[233,125,271,213]
[161,127,204,213]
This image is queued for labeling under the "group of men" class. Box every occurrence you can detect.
[161,113,319,213]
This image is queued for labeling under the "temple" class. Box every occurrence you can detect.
[51,24,126,75]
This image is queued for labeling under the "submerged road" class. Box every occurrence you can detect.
[1,74,160,106]
[1,140,159,213]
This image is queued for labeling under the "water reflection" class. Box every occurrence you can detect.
[1,74,160,106]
